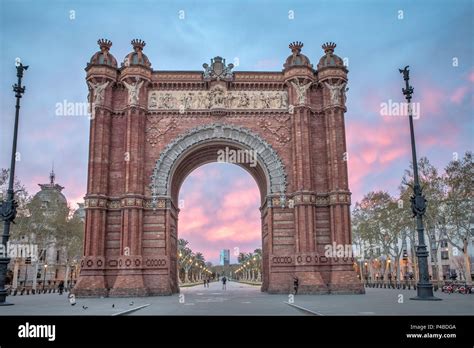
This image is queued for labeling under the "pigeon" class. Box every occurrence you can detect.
[71,302,76,306]
[82,305,88,310]
[112,304,115,308]
[129,301,134,306]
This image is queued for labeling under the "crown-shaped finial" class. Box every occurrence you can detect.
[289,41,304,54]
[322,42,337,54]
[97,39,112,51]
[131,39,146,51]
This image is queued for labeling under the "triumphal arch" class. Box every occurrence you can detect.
[74,39,364,296]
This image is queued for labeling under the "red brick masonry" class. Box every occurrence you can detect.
[74,40,364,296]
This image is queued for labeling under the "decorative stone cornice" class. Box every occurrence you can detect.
[270,253,355,267]
[328,191,351,205]
[84,197,107,209]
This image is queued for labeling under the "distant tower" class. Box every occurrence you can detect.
[220,249,230,266]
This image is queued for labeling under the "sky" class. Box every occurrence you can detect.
[0,0,472,264]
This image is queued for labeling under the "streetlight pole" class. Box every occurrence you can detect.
[43,264,48,291]
[0,62,28,306]
[399,66,440,301]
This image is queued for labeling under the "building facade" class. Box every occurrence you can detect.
[74,39,363,296]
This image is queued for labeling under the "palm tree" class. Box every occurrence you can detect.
[253,249,262,281]
[194,252,205,281]
[177,239,193,283]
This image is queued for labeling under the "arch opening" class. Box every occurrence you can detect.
[177,162,263,288]
[149,124,286,293]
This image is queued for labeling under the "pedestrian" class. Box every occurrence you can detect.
[203,278,207,288]
[58,280,65,295]
[222,276,227,290]
[293,276,299,295]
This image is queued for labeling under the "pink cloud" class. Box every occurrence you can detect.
[418,85,445,115]
[468,70,474,83]
[450,86,469,104]
[378,146,407,164]
[178,164,261,263]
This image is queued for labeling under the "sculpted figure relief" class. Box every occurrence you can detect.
[324,81,348,106]
[123,78,144,105]
[290,79,312,105]
[147,89,289,111]
[87,81,109,105]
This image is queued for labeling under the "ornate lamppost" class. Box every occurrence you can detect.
[0,62,28,306]
[399,66,440,301]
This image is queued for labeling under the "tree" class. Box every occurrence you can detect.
[194,252,205,281]
[399,157,446,282]
[177,239,193,282]
[0,168,31,227]
[443,152,473,285]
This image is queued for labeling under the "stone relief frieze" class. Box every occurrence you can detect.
[148,86,288,111]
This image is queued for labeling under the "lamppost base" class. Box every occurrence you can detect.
[410,296,442,301]
[410,283,442,301]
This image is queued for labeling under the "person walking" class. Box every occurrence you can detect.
[222,276,227,290]
[293,276,299,295]
[58,281,65,295]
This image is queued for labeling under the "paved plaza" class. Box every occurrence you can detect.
[0,281,472,316]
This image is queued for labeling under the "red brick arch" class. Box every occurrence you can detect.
[74,40,364,296]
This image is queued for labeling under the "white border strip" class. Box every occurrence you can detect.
[111,304,151,316]
[285,302,324,316]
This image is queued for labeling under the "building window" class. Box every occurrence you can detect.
[440,239,448,248]
[56,250,60,262]
[441,251,449,260]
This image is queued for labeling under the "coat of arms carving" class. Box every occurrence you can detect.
[202,56,234,81]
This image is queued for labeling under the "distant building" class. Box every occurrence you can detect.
[220,249,230,266]
[73,203,85,222]
[7,169,82,290]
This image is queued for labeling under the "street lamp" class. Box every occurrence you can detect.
[0,62,28,306]
[364,261,369,285]
[399,66,440,301]
[43,264,48,291]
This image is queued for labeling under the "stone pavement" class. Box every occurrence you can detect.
[0,281,472,316]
